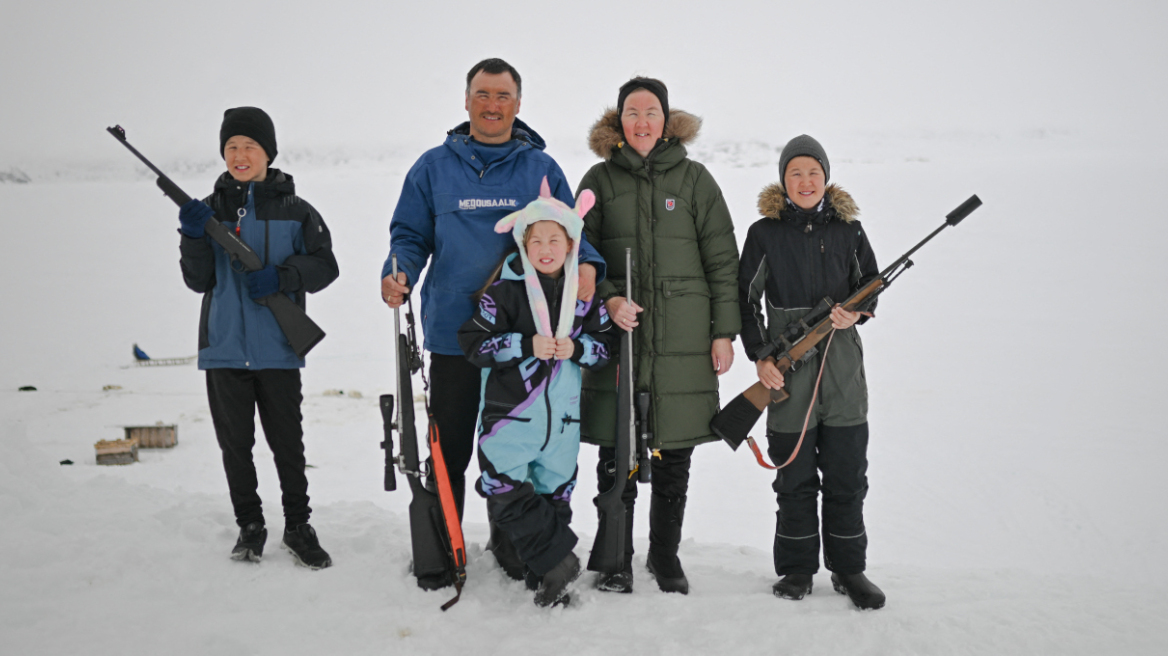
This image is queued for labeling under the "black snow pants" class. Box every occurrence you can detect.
[596,445,694,567]
[767,422,869,576]
[426,353,481,519]
[206,368,309,528]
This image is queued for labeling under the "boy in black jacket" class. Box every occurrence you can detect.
[178,107,339,569]
[738,135,885,609]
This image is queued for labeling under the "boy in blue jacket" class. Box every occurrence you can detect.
[458,180,616,606]
[178,107,339,569]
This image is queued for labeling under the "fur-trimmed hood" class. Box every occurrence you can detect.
[757,183,859,223]
[587,107,702,160]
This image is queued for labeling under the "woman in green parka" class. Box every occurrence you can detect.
[575,77,740,595]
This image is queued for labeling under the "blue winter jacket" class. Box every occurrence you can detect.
[384,119,607,356]
[180,170,339,369]
[458,254,616,492]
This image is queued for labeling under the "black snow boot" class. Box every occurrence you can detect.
[772,573,813,600]
[281,523,332,570]
[231,521,267,562]
[534,551,581,607]
[486,520,526,582]
[647,493,689,594]
[831,572,885,610]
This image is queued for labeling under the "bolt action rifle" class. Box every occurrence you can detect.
[106,125,325,358]
[589,248,652,574]
[379,255,467,611]
[710,195,983,458]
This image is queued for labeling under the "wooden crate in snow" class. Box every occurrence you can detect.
[125,424,177,449]
[95,438,139,465]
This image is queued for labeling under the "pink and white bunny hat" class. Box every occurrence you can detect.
[494,177,596,339]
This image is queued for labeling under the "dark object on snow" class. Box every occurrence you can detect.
[773,573,814,600]
[590,249,642,576]
[133,343,149,360]
[711,194,983,454]
[59,459,74,466]
[832,571,886,610]
[125,424,177,449]
[281,523,331,570]
[534,551,580,607]
[18,386,36,392]
[381,255,466,611]
[647,493,689,594]
[106,125,325,358]
[231,521,267,562]
[95,438,138,465]
[220,107,278,164]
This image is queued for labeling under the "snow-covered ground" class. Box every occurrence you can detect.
[2,129,1166,655]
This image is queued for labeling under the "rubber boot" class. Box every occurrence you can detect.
[772,573,813,600]
[831,572,886,610]
[646,493,689,594]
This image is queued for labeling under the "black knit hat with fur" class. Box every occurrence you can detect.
[617,77,669,127]
[779,134,829,184]
[220,107,278,164]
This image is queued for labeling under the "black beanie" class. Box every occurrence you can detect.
[220,107,278,164]
[779,134,829,184]
[617,77,669,127]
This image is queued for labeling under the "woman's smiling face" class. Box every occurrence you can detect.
[620,89,665,159]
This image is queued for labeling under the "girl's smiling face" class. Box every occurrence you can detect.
[525,220,572,278]
[783,156,826,210]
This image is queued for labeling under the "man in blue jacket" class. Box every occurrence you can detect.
[381,58,605,589]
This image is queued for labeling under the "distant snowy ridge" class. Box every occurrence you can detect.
[0,128,1079,184]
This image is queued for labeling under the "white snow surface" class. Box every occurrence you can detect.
[3,2,1168,654]
[3,132,1166,656]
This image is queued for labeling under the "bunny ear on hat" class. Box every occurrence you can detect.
[495,207,523,234]
[575,189,596,218]
[539,176,552,199]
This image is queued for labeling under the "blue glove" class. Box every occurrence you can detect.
[179,199,214,238]
[247,265,281,300]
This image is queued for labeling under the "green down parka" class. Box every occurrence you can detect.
[575,109,740,450]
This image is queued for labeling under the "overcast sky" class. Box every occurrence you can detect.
[2,0,1165,164]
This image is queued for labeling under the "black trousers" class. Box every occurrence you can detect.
[596,445,694,565]
[767,422,869,576]
[206,368,309,528]
[426,353,482,518]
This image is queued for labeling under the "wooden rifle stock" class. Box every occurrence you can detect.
[710,195,980,452]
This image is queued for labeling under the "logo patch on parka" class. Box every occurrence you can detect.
[665,199,676,211]
[459,198,519,211]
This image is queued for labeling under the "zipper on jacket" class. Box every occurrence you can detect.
[479,165,487,179]
[821,238,825,254]
[541,364,553,450]
[560,415,581,433]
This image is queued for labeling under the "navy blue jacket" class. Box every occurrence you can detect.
[180,170,339,369]
[383,119,606,356]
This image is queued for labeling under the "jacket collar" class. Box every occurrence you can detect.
[757,183,860,224]
[445,117,547,174]
[213,169,295,202]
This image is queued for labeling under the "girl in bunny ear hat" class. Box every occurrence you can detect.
[458,177,618,607]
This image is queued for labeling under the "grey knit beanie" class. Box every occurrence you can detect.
[779,134,829,184]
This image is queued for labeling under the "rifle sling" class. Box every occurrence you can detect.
[745,330,837,471]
